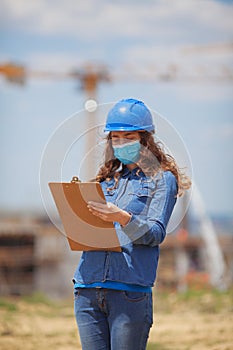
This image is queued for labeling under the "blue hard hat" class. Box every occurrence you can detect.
[104,98,155,132]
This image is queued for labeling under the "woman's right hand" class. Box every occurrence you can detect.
[87,201,132,227]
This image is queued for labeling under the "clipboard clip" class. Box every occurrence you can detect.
[71,176,81,183]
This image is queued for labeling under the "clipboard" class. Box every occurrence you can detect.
[48,181,121,252]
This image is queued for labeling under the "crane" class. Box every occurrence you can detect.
[0,41,232,94]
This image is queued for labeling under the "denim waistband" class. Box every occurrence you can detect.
[74,280,152,293]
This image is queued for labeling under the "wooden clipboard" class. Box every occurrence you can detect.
[48,182,121,252]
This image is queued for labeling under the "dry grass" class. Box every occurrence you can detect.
[0,289,232,350]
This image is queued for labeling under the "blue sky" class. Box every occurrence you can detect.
[0,0,233,216]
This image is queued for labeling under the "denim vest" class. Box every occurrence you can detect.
[73,168,178,287]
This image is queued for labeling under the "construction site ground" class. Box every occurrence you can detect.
[0,288,232,350]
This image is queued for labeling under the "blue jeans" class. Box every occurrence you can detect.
[74,288,153,350]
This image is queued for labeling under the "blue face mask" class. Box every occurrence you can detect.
[113,140,141,165]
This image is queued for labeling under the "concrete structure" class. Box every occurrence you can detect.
[0,215,232,298]
[0,215,80,298]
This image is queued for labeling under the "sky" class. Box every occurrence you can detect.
[0,0,233,217]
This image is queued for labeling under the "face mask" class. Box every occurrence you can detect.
[113,140,141,165]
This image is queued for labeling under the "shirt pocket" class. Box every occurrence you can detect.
[105,188,116,196]
[127,184,153,215]
[128,179,156,197]
[102,179,117,199]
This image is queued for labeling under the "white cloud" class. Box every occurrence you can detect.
[1,0,233,43]
[25,52,84,71]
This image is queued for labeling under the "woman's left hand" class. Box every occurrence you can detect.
[87,201,131,227]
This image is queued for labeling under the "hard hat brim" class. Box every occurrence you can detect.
[104,123,154,133]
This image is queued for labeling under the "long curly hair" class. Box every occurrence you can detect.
[96,131,191,196]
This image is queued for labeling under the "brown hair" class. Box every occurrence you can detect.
[96,131,191,196]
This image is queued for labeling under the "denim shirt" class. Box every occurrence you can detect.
[73,167,178,287]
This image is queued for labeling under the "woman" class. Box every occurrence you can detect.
[73,98,191,350]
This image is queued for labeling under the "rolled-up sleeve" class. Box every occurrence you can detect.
[121,171,178,246]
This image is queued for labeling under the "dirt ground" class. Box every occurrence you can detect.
[0,289,232,350]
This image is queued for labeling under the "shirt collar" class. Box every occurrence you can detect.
[121,166,144,178]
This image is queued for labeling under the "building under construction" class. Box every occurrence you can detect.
[0,214,232,298]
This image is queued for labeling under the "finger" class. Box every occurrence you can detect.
[88,203,109,213]
[88,202,121,214]
[89,208,102,217]
[89,206,110,214]
[88,206,108,217]
[89,209,109,222]
[88,206,99,214]
[88,201,107,210]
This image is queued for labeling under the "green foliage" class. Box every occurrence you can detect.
[0,298,18,311]
[21,292,55,306]
[154,287,233,314]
